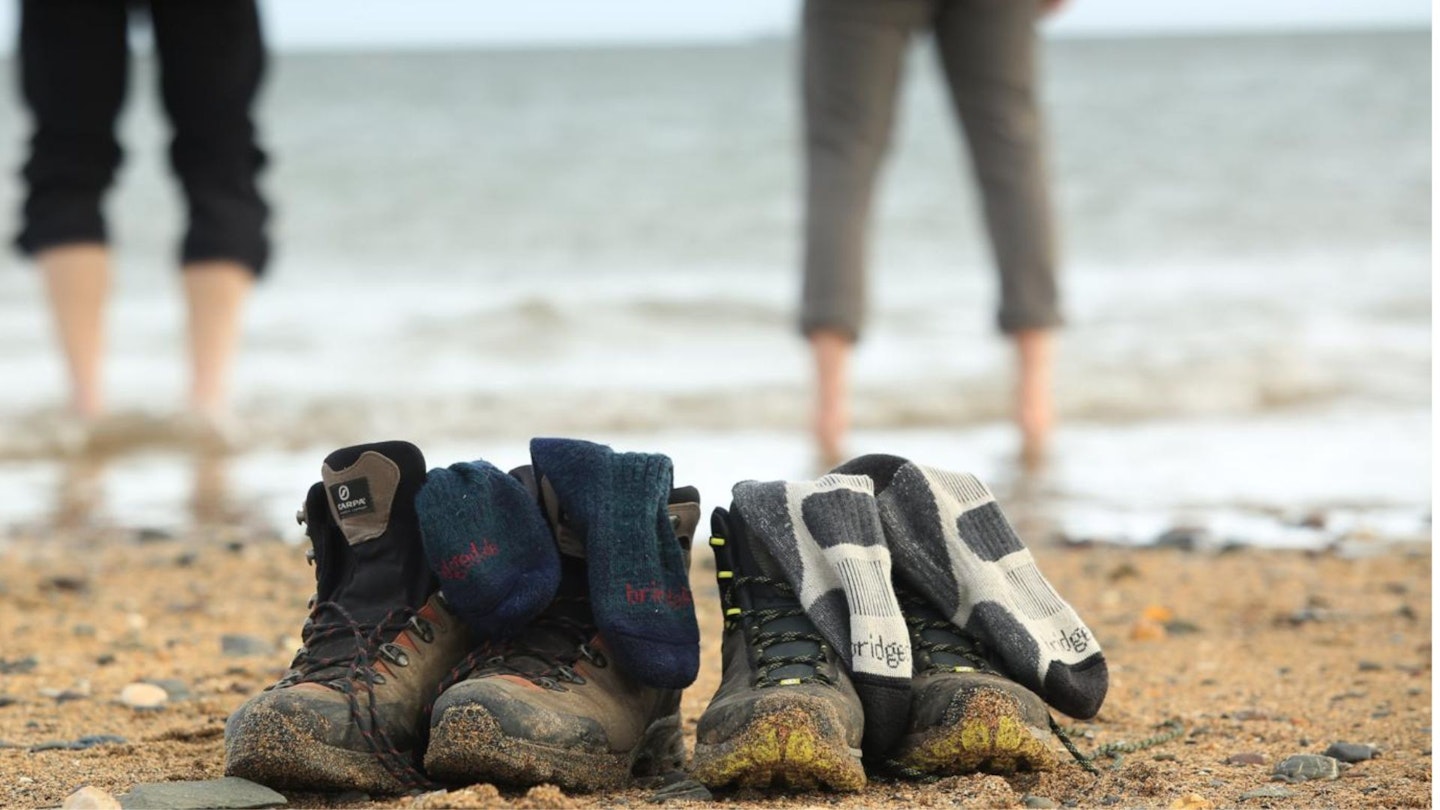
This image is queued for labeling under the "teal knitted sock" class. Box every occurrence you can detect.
[416,460,561,640]
[530,438,699,689]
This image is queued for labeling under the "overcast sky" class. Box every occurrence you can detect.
[0,0,1429,50]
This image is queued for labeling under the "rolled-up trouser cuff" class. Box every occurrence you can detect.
[800,303,862,342]
[997,305,1063,335]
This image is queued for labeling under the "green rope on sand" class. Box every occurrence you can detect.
[1050,717,1187,775]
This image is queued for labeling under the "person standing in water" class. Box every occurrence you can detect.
[14,0,269,437]
[800,0,1067,466]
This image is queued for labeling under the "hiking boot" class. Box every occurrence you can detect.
[885,588,1057,776]
[225,441,473,794]
[423,479,701,792]
[691,506,866,792]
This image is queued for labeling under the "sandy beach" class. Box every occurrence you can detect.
[0,524,1429,809]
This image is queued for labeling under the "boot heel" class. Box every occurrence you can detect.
[631,713,686,776]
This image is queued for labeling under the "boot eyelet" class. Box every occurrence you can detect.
[381,643,410,667]
[410,617,435,644]
[578,643,607,669]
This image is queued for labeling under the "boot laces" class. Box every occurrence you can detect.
[436,596,603,697]
[729,575,833,687]
[897,591,996,675]
[278,599,438,792]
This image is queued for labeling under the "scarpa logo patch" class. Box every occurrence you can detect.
[330,478,374,518]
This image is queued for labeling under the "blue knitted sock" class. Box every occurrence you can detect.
[530,438,699,689]
[416,460,560,640]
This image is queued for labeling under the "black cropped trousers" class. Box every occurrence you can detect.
[15,0,271,275]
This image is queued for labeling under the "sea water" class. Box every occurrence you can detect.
[0,31,1428,546]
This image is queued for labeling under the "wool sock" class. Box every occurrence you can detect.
[529,438,699,690]
[729,474,911,757]
[415,460,561,640]
[837,454,1108,720]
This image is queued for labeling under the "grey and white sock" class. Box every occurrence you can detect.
[837,455,1108,720]
[730,474,911,756]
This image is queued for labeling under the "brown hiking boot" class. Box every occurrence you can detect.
[422,483,701,792]
[691,507,866,792]
[225,442,473,794]
[885,588,1057,776]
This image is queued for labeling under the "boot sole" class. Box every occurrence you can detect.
[424,704,685,792]
[888,686,1057,775]
[224,703,410,794]
[692,703,866,792]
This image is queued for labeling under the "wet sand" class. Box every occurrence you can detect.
[0,529,1430,809]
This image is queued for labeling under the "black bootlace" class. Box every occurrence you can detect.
[897,591,997,675]
[280,600,438,792]
[433,596,606,700]
[727,575,833,687]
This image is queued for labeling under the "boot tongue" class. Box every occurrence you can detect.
[905,593,989,672]
[322,445,409,546]
[725,508,825,683]
[314,441,435,632]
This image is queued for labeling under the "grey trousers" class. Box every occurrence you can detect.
[800,0,1061,338]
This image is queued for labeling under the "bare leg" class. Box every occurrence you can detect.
[810,328,853,469]
[1014,328,1054,467]
[40,244,111,419]
[183,260,253,418]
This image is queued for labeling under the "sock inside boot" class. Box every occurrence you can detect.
[730,474,911,757]
[857,456,1108,720]
[416,460,561,639]
[530,438,700,690]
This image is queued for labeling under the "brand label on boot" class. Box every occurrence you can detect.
[330,478,374,518]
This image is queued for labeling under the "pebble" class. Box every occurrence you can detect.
[1169,795,1213,810]
[221,635,274,657]
[117,778,286,809]
[0,696,15,708]
[0,656,37,674]
[648,778,713,804]
[30,735,127,752]
[73,624,97,637]
[1224,752,1265,766]
[63,786,122,809]
[1324,742,1379,762]
[1022,797,1058,809]
[44,574,90,593]
[1358,660,1384,671]
[1272,754,1342,782]
[143,678,193,702]
[119,682,169,710]
[1239,785,1295,801]
[135,527,175,544]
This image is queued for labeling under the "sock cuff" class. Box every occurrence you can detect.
[913,463,994,509]
[610,452,674,499]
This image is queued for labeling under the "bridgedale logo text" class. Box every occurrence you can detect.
[437,540,500,581]
[851,633,909,670]
[1046,625,1092,655]
[623,582,694,610]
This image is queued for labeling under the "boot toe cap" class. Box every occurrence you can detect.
[431,677,610,752]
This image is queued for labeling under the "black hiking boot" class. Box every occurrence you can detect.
[884,588,1056,776]
[224,441,473,794]
[690,506,866,792]
[423,477,700,792]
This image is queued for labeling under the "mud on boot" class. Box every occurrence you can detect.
[424,485,701,792]
[224,442,473,794]
[691,507,866,792]
[884,588,1057,776]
